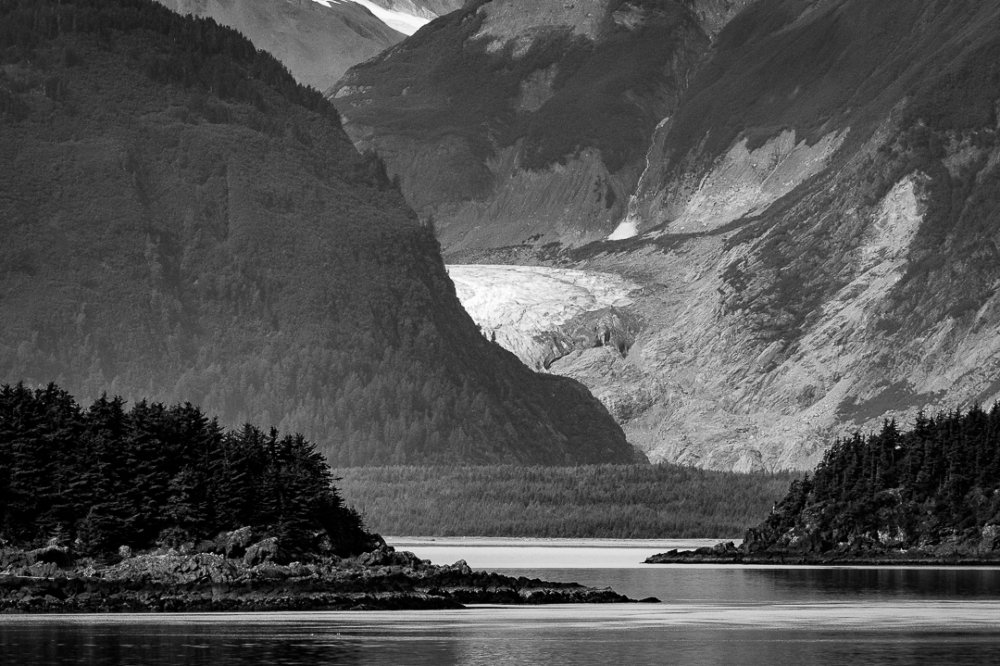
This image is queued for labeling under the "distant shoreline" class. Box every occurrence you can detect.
[387,537,743,549]
[645,551,1000,567]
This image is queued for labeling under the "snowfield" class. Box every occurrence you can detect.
[311,0,430,35]
[447,265,637,370]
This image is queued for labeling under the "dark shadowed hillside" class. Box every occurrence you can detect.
[0,0,634,466]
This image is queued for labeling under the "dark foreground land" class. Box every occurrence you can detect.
[0,542,640,613]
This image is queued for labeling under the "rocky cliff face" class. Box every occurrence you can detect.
[396,0,1000,471]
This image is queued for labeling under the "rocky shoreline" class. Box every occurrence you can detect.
[0,544,641,613]
[644,541,1000,566]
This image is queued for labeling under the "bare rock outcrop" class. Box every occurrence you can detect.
[0,539,640,612]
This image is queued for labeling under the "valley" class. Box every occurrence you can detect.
[7,7,1000,663]
[17,0,1000,474]
[9,10,1000,666]
[335,0,1000,472]
[10,0,1000,476]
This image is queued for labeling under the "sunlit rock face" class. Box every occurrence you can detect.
[567,1,1000,471]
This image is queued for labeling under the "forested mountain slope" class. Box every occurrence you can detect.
[334,0,1000,471]
[0,0,634,466]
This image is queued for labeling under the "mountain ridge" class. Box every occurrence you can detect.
[0,0,635,467]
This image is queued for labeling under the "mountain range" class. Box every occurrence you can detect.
[12,0,1000,473]
[331,0,1000,471]
[0,0,634,467]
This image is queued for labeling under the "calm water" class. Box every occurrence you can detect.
[3,539,1000,665]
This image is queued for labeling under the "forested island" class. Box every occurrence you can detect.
[648,405,1000,565]
[0,384,636,612]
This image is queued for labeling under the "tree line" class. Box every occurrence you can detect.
[338,464,797,538]
[0,383,369,556]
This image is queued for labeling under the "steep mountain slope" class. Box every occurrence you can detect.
[153,0,465,93]
[345,0,1000,471]
[333,0,741,251]
[566,0,1000,470]
[0,0,634,466]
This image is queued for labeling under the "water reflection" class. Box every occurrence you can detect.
[491,567,1000,605]
[4,606,1000,666]
[758,567,1000,599]
[0,618,372,666]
